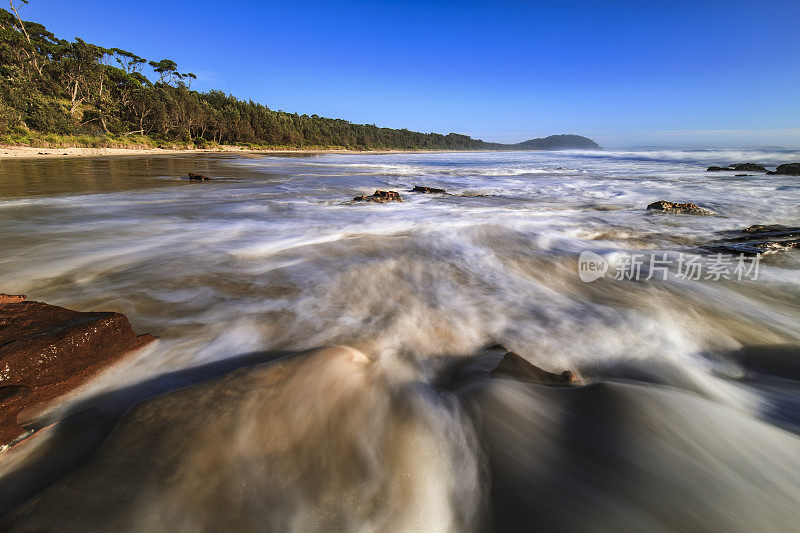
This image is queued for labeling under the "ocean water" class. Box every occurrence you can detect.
[2,150,800,530]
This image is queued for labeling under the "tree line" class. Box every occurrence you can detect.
[0,2,489,150]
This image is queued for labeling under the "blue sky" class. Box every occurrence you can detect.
[20,0,800,148]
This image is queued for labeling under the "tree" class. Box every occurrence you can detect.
[148,59,179,85]
[6,0,40,75]
[55,38,105,115]
[0,6,494,150]
[110,48,146,74]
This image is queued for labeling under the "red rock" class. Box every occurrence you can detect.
[561,370,578,382]
[0,294,26,304]
[0,295,155,448]
[187,172,212,181]
[353,190,402,203]
[646,200,715,216]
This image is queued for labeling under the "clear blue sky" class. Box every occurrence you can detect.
[20,0,800,148]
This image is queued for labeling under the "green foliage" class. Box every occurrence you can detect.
[513,134,600,150]
[0,100,23,134]
[22,96,75,133]
[0,7,490,150]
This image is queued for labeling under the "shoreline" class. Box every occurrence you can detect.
[0,145,466,160]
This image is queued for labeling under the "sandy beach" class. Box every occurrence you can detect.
[0,145,435,159]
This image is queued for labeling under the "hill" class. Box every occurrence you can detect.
[509,134,601,150]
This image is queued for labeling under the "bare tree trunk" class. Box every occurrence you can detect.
[70,80,83,115]
[8,0,42,76]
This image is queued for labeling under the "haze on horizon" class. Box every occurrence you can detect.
[22,0,800,149]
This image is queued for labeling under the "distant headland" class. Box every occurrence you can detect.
[492,134,601,151]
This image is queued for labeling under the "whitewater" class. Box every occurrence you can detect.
[1,149,800,531]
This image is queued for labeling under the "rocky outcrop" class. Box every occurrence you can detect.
[188,172,212,181]
[0,295,155,449]
[767,163,800,175]
[490,349,578,386]
[704,225,800,255]
[412,186,446,194]
[707,163,767,172]
[353,190,402,203]
[734,163,767,172]
[646,200,715,216]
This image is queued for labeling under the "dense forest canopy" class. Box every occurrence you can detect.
[0,3,598,151]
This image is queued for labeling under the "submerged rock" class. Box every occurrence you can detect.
[3,344,584,530]
[646,200,715,216]
[704,224,800,255]
[0,295,154,448]
[767,163,800,175]
[353,190,402,203]
[490,350,579,386]
[707,163,767,172]
[2,346,473,530]
[187,172,212,181]
[742,224,800,234]
[412,186,446,194]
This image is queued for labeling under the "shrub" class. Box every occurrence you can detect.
[23,98,76,134]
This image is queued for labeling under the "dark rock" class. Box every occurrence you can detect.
[646,200,715,216]
[735,174,749,177]
[187,172,212,181]
[490,350,579,386]
[742,224,800,234]
[731,163,767,172]
[767,163,800,175]
[707,163,767,172]
[412,186,446,194]
[0,295,155,448]
[353,190,402,203]
[704,225,800,255]
[727,345,800,381]
[484,343,510,352]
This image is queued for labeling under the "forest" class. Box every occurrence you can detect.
[0,3,598,151]
[0,4,494,150]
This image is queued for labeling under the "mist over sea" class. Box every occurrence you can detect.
[2,149,800,530]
